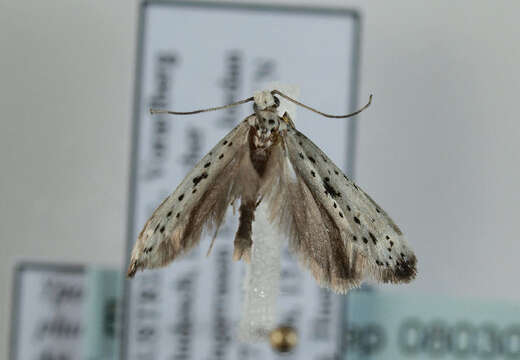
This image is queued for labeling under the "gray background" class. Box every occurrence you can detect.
[2,1,520,358]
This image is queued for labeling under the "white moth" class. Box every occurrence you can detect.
[127,90,417,294]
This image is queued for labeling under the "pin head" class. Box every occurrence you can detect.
[269,326,298,353]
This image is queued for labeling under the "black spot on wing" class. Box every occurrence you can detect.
[323,180,340,198]
[192,172,209,186]
[369,232,377,245]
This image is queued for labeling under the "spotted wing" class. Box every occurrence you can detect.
[280,127,417,293]
[127,118,252,277]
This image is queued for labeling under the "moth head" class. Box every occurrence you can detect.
[253,90,280,111]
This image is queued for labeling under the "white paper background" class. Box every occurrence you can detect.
[11,265,85,360]
[124,3,358,359]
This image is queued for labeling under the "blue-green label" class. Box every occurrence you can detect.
[343,291,520,359]
[82,268,123,360]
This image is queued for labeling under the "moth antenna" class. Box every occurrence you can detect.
[271,90,373,119]
[150,96,254,115]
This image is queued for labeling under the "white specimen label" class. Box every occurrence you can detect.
[124,2,359,359]
[10,264,86,360]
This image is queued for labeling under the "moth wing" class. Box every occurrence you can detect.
[280,128,417,293]
[127,118,252,277]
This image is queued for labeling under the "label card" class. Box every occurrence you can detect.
[10,263,86,360]
[124,2,360,359]
[344,291,520,359]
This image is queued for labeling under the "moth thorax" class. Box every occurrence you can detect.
[247,110,284,154]
[255,110,282,134]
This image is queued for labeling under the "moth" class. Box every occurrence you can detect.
[127,90,417,293]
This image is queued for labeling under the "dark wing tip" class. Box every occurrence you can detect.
[379,253,417,284]
[126,261,139,278]
[394,254,418,282]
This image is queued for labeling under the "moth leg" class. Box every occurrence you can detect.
[233,200,256,262]
[282,112,295,128]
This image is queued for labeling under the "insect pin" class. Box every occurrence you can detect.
[127,90,417,293]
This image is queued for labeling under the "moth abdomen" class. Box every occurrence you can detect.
[233,200,256,262]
